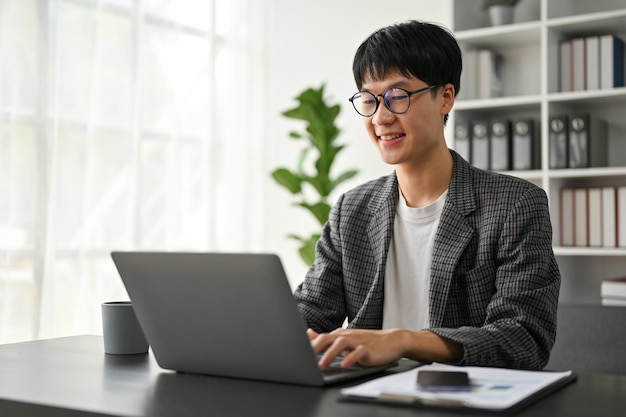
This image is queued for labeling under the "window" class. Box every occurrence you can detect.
[0,0,266,343]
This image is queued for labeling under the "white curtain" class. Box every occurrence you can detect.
[0,0,266,343]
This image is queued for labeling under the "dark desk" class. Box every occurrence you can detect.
[1,336,625,417]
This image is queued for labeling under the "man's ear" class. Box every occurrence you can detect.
[440,83,455,116]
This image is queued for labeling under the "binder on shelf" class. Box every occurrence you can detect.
[568,114,607,169]
[602,187,617,248]
[512,118,538,170]
[571,38,586,91]
[573,188,588,247]
[549,115,568,169]
[471,120,490,170]
[600,34,625,89]
[585,36,600,90]
[559,188,574,247]
[489,119,511,171]
[559,40,571,92]
[587,188,602,247]
[454,121,472,163]
[619,186,626,248]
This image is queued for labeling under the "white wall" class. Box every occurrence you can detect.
[262,1,453,287]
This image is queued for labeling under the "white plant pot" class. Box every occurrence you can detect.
[489,5,515,26]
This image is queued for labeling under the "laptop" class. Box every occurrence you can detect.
[110,251,396,386]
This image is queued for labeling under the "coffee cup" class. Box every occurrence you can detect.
[101,301,149,355]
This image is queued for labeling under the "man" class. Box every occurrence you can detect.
[294,20,560,371]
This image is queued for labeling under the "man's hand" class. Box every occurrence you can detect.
[307,327,464,370]
[307,328,406,370]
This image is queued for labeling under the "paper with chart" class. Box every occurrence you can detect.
[340,362,573,411]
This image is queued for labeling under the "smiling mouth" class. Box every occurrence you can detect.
[379,134,405,141]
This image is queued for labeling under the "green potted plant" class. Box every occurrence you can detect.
[483,0,520,26]
[271,84,359,266]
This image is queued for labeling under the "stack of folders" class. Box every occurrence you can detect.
[560,34,625,92]
[549,114,608,169]
[454,118,539,171]
[601,277,626,307]
[559,186,626,248]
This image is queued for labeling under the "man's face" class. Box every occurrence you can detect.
[359,71,452,167]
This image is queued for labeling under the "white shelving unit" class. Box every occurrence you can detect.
[451,0,626,304]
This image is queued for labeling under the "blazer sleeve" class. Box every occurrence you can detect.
[293,194,348,332]
[429,185,560,370]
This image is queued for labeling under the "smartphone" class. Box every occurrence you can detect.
[417,370,471,392]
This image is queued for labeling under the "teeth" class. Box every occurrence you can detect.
[380,134,402,141]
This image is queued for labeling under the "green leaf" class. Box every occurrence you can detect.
[330,169,359,192]
[287,233,318,266]
[271,168,302,194]
[287,233,307,243]
[297,234,320,266]
[297,201,331,225]
[296,147,311,176]
[302,175,331,198]
[273,83,357,266]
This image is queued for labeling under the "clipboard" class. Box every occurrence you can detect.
[339,363,577,414]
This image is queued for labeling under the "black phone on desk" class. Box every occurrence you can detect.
[417,370,471,392]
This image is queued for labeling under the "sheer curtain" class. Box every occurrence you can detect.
[0,0,266,344]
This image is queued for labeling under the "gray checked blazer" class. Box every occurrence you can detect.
[294,150,561,370]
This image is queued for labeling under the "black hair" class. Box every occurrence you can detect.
[353,20,462,97]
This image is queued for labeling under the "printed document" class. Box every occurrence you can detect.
[340,363,573,411]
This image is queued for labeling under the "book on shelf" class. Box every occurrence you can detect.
[600,34,625,89]
[619,187,626,248]
[559,41,571,92]
[602,187,617,248]
[571,38,586,91]
[601,297,626,307]
[560,33,625,92]
[489,119,511,171]
[561,186,622,248]
[587,188,602,247]
[560,188,574,247]
[573,188,588,247]
[460,48,504,100]
[568,114,608,169]
[477,49,504,99]
[549,115,568,169]
[460,49,477,100]
[585,36,600,91]
[601,277,626,300]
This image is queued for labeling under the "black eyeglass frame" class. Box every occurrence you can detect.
[348,84,439,117]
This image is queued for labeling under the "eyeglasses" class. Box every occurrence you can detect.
[348,85,439,117]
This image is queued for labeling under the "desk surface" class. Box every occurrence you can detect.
[1,335,625,417]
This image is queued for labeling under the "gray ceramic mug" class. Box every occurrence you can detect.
[101,301,149,355]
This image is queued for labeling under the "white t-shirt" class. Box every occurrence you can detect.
[382,188,447,331]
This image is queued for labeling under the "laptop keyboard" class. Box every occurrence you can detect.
[323,365,363,376]
[320,357,365,376]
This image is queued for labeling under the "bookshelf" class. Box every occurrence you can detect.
[451,0,626,304]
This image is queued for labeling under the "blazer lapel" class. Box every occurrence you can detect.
[429,152,476,327]
[351,173,397,327]
[368,173,398,270]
